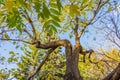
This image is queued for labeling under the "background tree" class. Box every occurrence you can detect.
[98,5,120,80]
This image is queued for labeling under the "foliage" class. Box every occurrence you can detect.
[78,48,120,80]
[1,45,65,80]
[0,0,116,80]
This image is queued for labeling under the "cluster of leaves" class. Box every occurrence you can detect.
[0,0,62,35]
[1,45,65,80]
[38,49,65,80]
[0,68,9,79]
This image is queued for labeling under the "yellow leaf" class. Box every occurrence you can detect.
[69,4,80,17]
[59,15,65,21]
[50,0,56,2]
[8,0,16,1]
[3,1,15,13]
[62,6,69,14]
[80,22,85,27]
[29,45,37,51]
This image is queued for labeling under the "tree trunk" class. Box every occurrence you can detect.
[35,40,83,80]
[103,63,120,80]
[64,41,83,80]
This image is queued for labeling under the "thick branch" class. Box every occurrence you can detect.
[28,39,72,80]
[28,47,57,80]
[74,17,79,37]
[36,39,70,49]
[74,16,80,44]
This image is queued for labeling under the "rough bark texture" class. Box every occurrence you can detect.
[64,42,83,80]
[103,63,120,80]
[63,17,83,80]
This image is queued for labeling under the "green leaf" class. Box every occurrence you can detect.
[38,12,44,19]
[16,46,19,49]
[34,2,41,12]
[49,28,53,35]
[13,42,16,44]
[42,3,50,18]
[0,16,6,23]
[51,25,57,32]
[0,0,4,4]
[51,20,61,28]
[29,45,37,51]
[17,62,24,68]
[9,51,15,55]
[69,32,73,38]
[108,5,112,12]
[3,33,9,39]
[57,0,62,12]
[82,0,87,4]
[8,58,12,63]
[50,3,58,8]
[50,14,60,22]
[69,4,80,17]
[50,8,60,15]
[16,24,22,34]
[43,20,51,29]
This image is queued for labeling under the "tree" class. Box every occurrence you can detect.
[99,6,120,80]
[0,0,112,80]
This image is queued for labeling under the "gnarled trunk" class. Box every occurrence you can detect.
[35,39,83,80]
[64,40,83,80]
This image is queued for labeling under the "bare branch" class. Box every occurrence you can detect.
[110,16,120,39]
[0,26,34,40]
[78,0,109,38]
[0,29,17,34]
[108,36,120,48]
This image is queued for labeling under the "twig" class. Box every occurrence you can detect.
[0,38,34,45]
[25,10,37,40]
[78,0,109,38]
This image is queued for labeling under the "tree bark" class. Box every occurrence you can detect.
[35,39,83,80]
[103,63,120,80]
[64,40,83,80]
